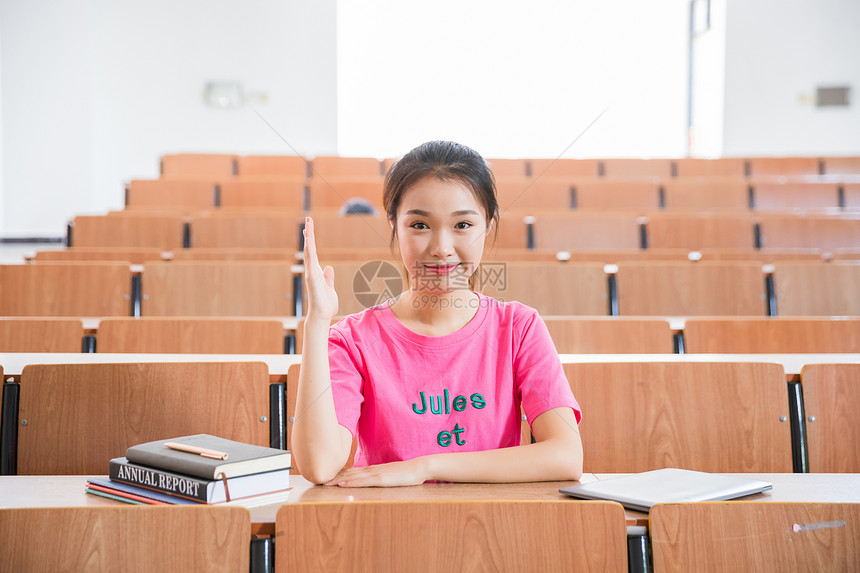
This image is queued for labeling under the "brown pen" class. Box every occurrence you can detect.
[164,442,229,460]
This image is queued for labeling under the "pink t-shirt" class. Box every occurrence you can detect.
[328,292,581,467]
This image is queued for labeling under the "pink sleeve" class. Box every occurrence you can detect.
[327,327,364,437]
[514,309,582,425]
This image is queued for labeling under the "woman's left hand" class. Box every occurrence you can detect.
[324,458,429,488]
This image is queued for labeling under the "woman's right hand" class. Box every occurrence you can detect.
[303,216,339,321]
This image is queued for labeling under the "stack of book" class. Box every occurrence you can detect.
[86,434,292,505]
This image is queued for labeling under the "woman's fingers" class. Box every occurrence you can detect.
[323,265,335,289]
[303,216,320,268]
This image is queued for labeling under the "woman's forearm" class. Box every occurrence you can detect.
[292,318,352,483]
[423,434,583,483]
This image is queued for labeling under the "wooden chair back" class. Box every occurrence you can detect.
[572,181,661,211]
[543,317,674,353]
[16,362,271,474]
[684,317,860,353]
[650,502,860,572]
[752,181,841,211]
[672,158,746,178]
[800,364,860,472]
[307,178,384,211]
[615,261,766,316]
[237,154,307,178]
[645,213,757,249]
[97,317,285,353]
[565,362,792,472]
[531,213,643,250]
[480,262,609,315]
[0,318,84,352]
[772,262,860,315]
[189,212,302,249]
[486,157,531,178]
[529,158,601,178]
[71,214,185,249]
[126,179,217,212]
[746,157,820,177]
[844,183,860,209]
[600,158,673,178]
[161,153,237,178]
[758,214,860,250]
[310,156,382,179]
[0,262,132,317]
[218,179,305,211]
[821,156,860,176]
[141,261,295,316]
[0,506,250,572]
[662,180,750,212]
[275,500,628,572]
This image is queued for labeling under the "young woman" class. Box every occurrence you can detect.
[293,141,582,487]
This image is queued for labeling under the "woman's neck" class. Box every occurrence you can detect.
[389,289,479,335]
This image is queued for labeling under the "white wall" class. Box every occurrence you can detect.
[337,0,690,160]
[0,0,337,236]
[723,0,860,156]
[689,0,727,157]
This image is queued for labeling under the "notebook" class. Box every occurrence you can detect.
[559,468,772,512]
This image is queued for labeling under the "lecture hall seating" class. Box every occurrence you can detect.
[771,262,860,316]
[236,154,308,178]
[644,213,757,250]
[683,317,860,354]
[218,179,306,211]
[672,158,746,178]
[160,153,238,179]
[529,158,601,179]
[661,180,750,212]
[650,503,860,572]
[140,261,296,316]
[307,177,385,212]
[11,362,272,474]
[0,506,251,573]
[276,501,628,572]
[758,214,860,250]
[543,317,675,353]
[0,318,85,352]
[480,262,609,315]
[96,317,287,354]
[310,156,383,179]
[70,213,186,249]
[125,179,217,213]
[800,363,860,472]
[0,262,132,317]
[751,181,841,212]
[615,261,767,316]
[564,362,793,472]
[189,211,302,249]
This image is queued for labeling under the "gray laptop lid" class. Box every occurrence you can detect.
[559,468,772,512]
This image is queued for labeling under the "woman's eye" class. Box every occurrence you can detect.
[410,222,428,230]
[455,222,472,230]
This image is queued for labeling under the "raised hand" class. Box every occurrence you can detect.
[303,216,339,322]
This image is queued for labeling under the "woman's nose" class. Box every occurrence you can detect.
[429,230,455,258]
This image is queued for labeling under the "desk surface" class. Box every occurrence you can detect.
[2,352,859,376]
[2,473,859,534]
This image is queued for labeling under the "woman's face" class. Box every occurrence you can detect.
[394,175,490,294]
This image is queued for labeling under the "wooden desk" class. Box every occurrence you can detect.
[2,473,859,534]
[2,352,859,377]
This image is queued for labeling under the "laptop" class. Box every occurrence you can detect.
[559,468,773,512]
